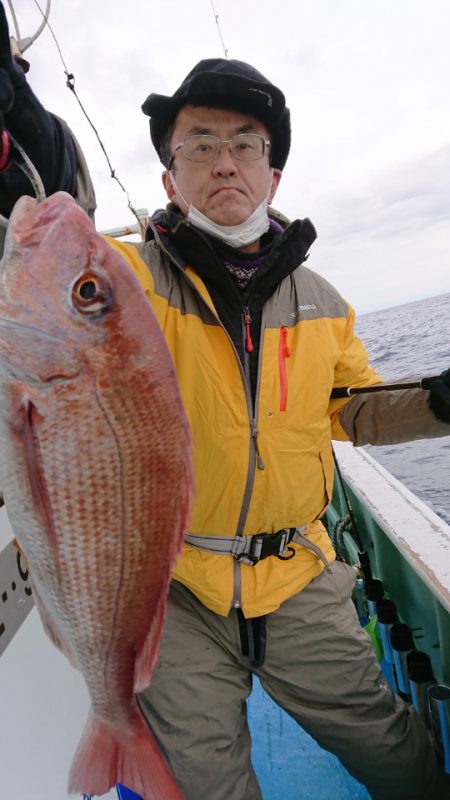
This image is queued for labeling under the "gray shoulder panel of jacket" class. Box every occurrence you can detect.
[338,387,450,446]
[264,264,350,328]
[134,240,220,324]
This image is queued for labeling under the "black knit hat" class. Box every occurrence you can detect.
[141,58,291,170]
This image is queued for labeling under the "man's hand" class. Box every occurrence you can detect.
[428,369,450,424]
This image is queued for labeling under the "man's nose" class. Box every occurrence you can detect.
[212,142,237,175]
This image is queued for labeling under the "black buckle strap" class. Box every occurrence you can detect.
[237,609,267,667]
[235,528,297,565]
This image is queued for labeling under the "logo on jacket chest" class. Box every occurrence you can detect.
[291,304,318,316]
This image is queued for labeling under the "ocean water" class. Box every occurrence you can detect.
[354,291,450,525]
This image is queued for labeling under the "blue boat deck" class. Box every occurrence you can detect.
[249,677,370,799]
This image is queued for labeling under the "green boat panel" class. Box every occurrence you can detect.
[327,442,450,684]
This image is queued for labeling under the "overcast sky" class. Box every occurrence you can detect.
[6,0,450,312]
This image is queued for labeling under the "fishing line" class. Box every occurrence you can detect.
[31,0,145,235]
[209,0,229,58]
[7,133,45,200]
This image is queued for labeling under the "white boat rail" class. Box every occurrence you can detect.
[100,209,149,240]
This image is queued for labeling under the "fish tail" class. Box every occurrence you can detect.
[68,709,183,800]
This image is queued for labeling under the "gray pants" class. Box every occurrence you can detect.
[138,562,450,800]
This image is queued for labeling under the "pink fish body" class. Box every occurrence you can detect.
[0,192,194,799]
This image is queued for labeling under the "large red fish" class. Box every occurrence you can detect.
[0,192,194,799]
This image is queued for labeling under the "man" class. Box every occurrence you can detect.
[1,6,450,798]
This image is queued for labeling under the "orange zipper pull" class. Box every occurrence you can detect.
[281,326,291,357]
[279,327,291,412]
[244,308,254,353]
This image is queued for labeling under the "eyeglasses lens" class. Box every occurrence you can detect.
[182,134,266,162]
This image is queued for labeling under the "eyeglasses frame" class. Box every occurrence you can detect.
[168,133,271,170]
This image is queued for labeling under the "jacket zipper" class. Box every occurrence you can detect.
[155,236,261,610]
[244,306,254,353]
[230,308,265,609]
[278,326,291,412]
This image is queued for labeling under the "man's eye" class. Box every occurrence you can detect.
[196,143,213,152]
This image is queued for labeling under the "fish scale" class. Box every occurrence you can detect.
[0,191,194,799]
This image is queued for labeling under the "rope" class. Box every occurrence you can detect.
[330,513,352,553]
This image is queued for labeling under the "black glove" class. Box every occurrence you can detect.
[428,368,450,424]
[0,2,77,213]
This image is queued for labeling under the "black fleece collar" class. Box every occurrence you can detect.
[146,204,317,308]
[146,206,317,390]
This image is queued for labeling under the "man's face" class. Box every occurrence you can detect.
[162,106,282,227]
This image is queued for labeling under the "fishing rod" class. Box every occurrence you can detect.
[331,375,440,399]
[7,0,51,54]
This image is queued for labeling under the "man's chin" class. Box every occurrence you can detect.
[207,207,252,227]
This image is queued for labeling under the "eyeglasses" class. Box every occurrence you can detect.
[169,133,271,167]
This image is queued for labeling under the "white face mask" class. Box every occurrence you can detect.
[169,172,273,249]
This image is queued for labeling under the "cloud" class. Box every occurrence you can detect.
[323,144,450,242]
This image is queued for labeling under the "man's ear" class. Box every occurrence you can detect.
[162,170,176,202]
[268,168,282,204]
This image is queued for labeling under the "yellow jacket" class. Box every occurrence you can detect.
[106,212,381,616]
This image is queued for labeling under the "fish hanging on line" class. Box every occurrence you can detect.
[0,191,194,799]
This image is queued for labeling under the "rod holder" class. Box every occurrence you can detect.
[428,685,450,773]
[407,651,436,729]
[376,599,398,665]
[390,623,415,696]
[366,579,384,618]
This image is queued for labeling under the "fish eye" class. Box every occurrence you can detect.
[71,273,111,314]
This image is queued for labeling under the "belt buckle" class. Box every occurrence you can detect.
[277,528,296,561]
[234,529,296,566]
[233,535,260,566]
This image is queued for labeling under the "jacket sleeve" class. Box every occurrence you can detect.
[0,85,78,214]
[326,304,382,441]
[329,306,450,445]
[336,385,450,445]
[0,74,96,219]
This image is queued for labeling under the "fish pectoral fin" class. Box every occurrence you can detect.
[32,583,79,670]
[134,594,167,693]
